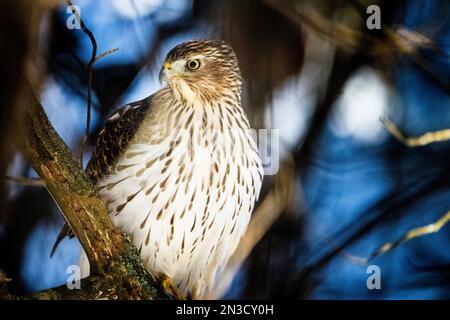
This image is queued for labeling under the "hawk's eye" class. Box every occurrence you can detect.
[186,59,201,70]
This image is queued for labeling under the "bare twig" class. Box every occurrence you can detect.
[368,209,450,261]
[346,118,450,263]
[65,0,118,166]
[324,236,368,266]
[8,84,163,299]
[382,117,450,147]
[3,175,45,187]
[65,0,95,166]
[94,48,119,62]
[261,0,372,50]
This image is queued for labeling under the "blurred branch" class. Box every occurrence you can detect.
[3,84,164,299]
[0,269,11,296]
[94,48,119,62]
[65,0,95,166]
[360,118,450,261]
[263,0,450,93]
[328,117,450,265]
[261,0,370,49]
[382,26,450,93]
[3,175,45,187]
[368,209,450,261]
[382,117,450,147]
[350,0,450,93]
[65,0,118,166]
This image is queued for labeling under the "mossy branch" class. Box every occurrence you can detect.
[1,86,165,299]
[15,86,123,273]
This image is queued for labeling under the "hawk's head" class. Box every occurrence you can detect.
[159,40,242,104]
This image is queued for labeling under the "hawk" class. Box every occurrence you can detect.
[55,40,263,299]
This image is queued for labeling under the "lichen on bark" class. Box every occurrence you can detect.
[0,86,166,300]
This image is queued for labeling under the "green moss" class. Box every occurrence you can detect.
[28,96,94,196]
[119,235,161,298]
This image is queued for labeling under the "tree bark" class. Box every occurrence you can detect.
[1,85,165,300]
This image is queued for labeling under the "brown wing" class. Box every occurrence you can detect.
[50,96,152,256]
[86,96,152,182]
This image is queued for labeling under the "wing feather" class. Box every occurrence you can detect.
[50,95,152,256]
[86,96,152,181]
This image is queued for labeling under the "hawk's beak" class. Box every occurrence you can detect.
[159,62,172,84]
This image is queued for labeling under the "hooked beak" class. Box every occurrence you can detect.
[159,62,172,84]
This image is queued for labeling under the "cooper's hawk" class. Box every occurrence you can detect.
[55,40,263,299]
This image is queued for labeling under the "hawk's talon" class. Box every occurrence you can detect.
[158,274,185,300]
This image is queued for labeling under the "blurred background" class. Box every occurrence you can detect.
[0,0,449,299]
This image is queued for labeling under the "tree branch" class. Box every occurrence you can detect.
[206,161,297,299]
[3,175,45,187]
[65,0,95,165]
[4,85,165,299]
[15,87,121,271]
[65,0,118,166]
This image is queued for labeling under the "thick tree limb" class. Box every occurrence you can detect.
[3,175,45,187]
[15,87,122,272]
[3,86,165,299]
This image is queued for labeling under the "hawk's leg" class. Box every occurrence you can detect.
[367,118,450,261]
[157,274,185,300]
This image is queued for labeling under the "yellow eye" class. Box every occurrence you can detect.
[186,59,201,70]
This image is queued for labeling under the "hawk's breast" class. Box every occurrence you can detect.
[95,94,263,298]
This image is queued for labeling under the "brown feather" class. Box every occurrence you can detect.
[50,96,152,256]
